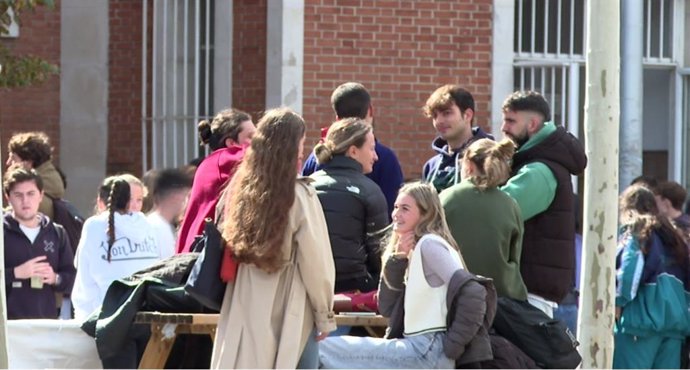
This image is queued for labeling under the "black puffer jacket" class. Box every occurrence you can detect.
[310,155,389,291]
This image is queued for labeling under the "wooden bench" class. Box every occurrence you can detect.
[135,311,388,369]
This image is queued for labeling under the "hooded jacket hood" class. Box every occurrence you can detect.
[423,126,494,192]
[513,124,587,176]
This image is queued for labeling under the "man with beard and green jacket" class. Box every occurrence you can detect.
[499,90,587,318]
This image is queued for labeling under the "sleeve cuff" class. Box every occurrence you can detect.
[314,310,337,333]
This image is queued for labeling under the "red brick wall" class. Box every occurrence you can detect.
[303,0,493,179]
[0,1,61,161]
[108,0,144,176]
[232,0,267,119]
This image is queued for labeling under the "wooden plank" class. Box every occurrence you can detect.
[138,324,175,369]
[135,312,389,328]
[334,314,388,327]
[135,312,219,325]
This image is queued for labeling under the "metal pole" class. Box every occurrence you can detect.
[619,0,644,190]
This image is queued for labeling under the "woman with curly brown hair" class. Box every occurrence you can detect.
[210,107,336,369]
[613,184,690,368]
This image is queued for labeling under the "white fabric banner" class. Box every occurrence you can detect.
[8,319,102,369]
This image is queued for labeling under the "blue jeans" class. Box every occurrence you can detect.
[319,331,454,369]
[553,303,578,336]
[297,327,319,369]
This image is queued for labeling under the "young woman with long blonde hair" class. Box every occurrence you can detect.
[320,182,476,369]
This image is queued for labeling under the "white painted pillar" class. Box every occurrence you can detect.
[619,0,643,190]
[60,0,109,216]
[265,0,304,114]
[491,0,515,136]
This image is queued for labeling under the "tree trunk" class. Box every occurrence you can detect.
[577,0,620,368]
[0,144,10,367]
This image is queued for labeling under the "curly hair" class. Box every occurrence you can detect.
[222,107,306,273]
[8,131,53,167]
[619,184,688,266]
[423,84,475,120]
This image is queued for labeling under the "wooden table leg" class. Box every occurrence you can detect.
[138,324,177,369]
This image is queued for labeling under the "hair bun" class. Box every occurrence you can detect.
[198,120,212,144]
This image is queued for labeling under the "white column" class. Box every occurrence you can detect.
[265,0,304,114]
[60,0,109,216]
[491,0,515,136]
[619,0,644,190]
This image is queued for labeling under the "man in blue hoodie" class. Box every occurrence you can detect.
[3,167,75,319]
[302,82,404,218]
[422,84,493,192]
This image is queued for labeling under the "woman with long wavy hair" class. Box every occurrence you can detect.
[210,107,336,369]
[613,184,690,368]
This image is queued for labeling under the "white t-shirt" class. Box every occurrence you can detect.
[147,211,176,259]
[19,224,41,244]
[71,211,162,321]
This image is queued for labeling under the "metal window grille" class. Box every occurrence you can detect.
[643,0,675,64]
[513,63,583,135]
[514,0,586,61]
[141,0,215,172]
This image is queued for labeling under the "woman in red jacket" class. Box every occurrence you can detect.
[175,108,256,253]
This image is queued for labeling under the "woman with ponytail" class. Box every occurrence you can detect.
[176,108,256,253]
[71,175,161,321]
[440,138,528,300]
[309,118,389,294]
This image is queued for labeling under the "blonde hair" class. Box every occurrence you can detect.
[118,173,148,198]
[382,182,463,263]
[462,138,515,191]
[314,118,372,165]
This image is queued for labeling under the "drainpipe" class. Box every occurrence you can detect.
[619,0,644,191]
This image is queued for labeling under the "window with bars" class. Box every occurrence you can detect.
[514,0,586,60]
[142,0,216,172]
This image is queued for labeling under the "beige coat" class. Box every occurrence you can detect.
[211,178,337,369]
[35,161,65,220]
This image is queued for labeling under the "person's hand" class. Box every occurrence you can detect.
[615,306,622,321]
[38,267,57,285]
[315,331,330,341]
[394,231,415,258]
[13,256,50,279]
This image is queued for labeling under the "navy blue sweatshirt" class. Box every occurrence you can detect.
[3,213,76,319]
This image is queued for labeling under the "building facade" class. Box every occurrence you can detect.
[1,0,689,214]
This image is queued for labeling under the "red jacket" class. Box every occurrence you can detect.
[176,145,246,253]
